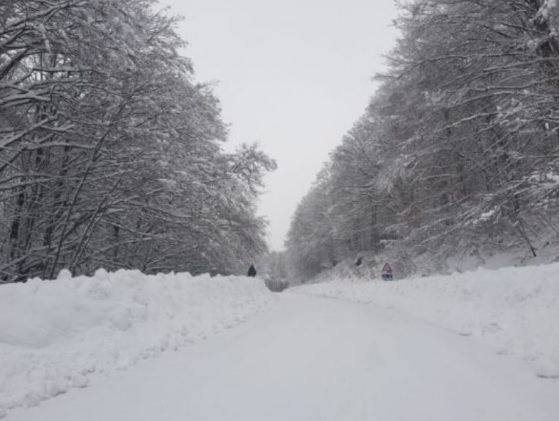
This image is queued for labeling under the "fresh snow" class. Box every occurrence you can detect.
[2,264,559,420]
[0,269,275,417]
[297,263,559,380]
[5,294,559,421]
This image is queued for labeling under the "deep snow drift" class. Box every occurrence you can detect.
[0,269,274,417]
[2,263,559,420]
[295,262,559,379]
[6,292,559,421]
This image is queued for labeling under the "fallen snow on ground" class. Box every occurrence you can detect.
[295,263,559,379]
[6,294,559,421]
[0,269,274,417]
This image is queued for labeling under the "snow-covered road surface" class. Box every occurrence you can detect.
[7,293,559,421]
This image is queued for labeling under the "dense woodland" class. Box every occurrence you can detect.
[286,0,559,279]
[0,0,275,283]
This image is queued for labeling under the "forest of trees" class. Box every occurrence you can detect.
[286,0,559,279]
[0,0,275,283]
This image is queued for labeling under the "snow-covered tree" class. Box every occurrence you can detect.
[0,0,274,282]
[286,0,559,279]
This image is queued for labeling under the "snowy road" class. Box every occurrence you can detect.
[8,293,559,421]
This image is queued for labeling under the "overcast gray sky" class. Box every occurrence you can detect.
[158,0,400,250]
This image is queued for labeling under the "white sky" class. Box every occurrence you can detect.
[157,0,400,250]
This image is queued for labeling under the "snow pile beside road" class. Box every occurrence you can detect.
[295,263,559,379]
[0,269,274,417]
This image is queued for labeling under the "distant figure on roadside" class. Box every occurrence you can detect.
[247,264,257,277]
[355,256,363,267]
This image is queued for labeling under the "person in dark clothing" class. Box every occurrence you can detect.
[247,264,257,277]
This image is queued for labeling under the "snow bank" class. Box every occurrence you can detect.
[0,269,274,417]
[294,263,559,379]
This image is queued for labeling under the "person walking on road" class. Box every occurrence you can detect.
[247,265,257,277]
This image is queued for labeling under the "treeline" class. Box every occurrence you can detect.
[0,0,275,283]
[286,0,559,279]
